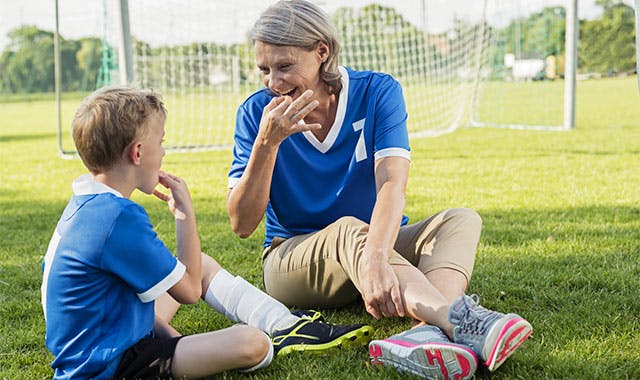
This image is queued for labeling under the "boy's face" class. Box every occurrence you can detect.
[137,111,166,194]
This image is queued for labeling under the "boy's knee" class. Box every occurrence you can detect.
[236,326,271,366]
[200,253,223,291]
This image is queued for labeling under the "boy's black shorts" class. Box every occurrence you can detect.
[113,335,184,379]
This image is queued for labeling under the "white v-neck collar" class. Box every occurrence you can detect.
[301,66,349,154]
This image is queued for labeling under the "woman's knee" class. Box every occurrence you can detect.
[446,208,482,233]
[328,216,369,242]
[332,215,368,230]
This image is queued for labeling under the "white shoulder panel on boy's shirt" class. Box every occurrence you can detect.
[41,229,61,319]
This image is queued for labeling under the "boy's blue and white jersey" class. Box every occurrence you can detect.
[41,175,185,380]
[229,66,411,247]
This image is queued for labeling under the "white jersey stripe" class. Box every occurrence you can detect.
[41,229,61,319]
[137,261,186,303]
[374,147,411,161]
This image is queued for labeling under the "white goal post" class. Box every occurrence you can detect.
[55,0,578,155]
[636,0,640,92]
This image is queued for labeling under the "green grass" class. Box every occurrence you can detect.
[1,77,639,379]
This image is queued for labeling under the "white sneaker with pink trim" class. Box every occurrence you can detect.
[369,325,477,380]
[449,294,532,371]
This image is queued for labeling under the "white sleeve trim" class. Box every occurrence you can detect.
[374,147,411,161]
[228,177,241,189]
[137,260,186,303]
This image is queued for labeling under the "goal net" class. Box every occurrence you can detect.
[56,0,574,155]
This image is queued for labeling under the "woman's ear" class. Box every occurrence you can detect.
[316,41,329,63]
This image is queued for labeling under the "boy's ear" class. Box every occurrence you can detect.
[128,142,143,165]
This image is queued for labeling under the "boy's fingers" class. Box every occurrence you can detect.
[158,173,183,189]
[160,171,183,184]
[157,175,171,188]
[153,189,169,202]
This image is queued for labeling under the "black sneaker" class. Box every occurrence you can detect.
[291,309,325,322]
[272,314,374,356]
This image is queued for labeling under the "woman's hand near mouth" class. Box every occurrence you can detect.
[257,89,321,147]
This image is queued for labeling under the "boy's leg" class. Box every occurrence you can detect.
[171,325,272,378]
[200,253,298,335]
[113,325,271,379]
[154,253,299,335]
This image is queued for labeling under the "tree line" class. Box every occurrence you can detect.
[0,1,636,94]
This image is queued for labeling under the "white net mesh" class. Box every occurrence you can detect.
[56,0,572,153]
[473,0,568,130]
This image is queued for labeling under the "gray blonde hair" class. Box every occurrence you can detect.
[250,0,342,94]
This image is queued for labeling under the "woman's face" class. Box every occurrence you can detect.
[254,41,329,100]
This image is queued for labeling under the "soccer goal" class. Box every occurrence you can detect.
[55,0,578,156]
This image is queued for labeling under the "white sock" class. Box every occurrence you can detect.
[238,332,273,373]
[204,269,299,335]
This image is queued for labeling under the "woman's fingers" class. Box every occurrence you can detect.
[264,94,288,112]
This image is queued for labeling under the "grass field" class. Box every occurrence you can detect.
[1,77,639,379]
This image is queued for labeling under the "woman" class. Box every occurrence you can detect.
[226,1,532,378]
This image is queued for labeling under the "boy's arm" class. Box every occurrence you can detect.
[154,315,181,338]
[154,171,202,304]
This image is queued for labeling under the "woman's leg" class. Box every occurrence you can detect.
[262,210,480,314]
[391,263,456,337]
[394,208,482,303]
[262,216,370,308]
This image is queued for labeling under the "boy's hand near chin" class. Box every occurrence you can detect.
[153,170,194,221]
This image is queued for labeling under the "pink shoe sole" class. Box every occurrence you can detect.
[484,316,533,371]
[370,339,478,380]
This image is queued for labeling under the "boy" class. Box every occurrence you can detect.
[41,87,373,379]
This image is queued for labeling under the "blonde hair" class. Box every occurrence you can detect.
[72,86,166,173]
[250,0,342,94]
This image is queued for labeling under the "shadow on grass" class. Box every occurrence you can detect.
[2,198,639,379]
[0,133,56,143]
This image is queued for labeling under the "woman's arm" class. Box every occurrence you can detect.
[358,155,409,319]
[227,90,320,237]
[226,141,279,238]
